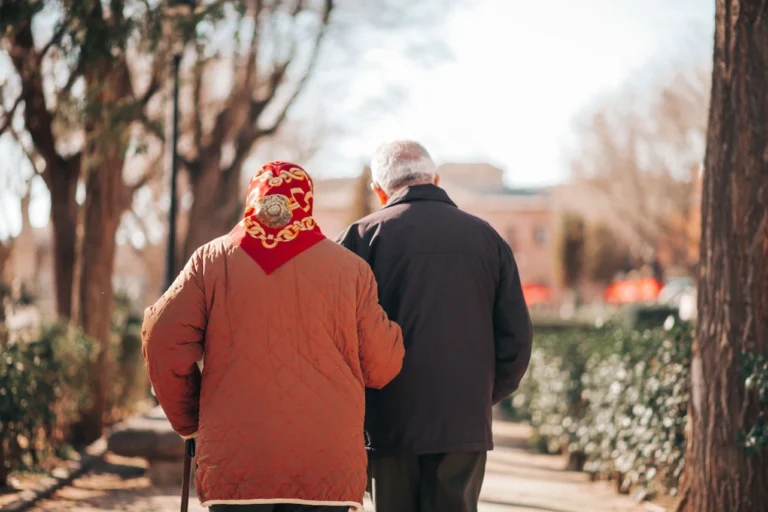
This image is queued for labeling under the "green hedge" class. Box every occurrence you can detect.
[511,322,692,498]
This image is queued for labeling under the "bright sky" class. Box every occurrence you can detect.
[0,0,715,238]
[310,0,714,186]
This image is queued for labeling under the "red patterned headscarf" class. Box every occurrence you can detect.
[229,161,325,274]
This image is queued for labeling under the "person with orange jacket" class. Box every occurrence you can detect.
[142,161,404,512]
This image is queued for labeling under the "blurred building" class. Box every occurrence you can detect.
[8,163,560,314]
[313,163,559,302]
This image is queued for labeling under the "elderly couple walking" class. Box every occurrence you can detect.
[142,141,533,512]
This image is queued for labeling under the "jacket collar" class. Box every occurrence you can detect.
[385,184,457,209]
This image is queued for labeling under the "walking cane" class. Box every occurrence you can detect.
[180,438,196,512]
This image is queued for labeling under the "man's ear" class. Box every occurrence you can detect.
[372,183,388,206]
[434,173,440,186]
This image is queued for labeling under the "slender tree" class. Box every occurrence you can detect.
[555,212,586,293]
[678,1,768,510]
[347,165,373,224]
[176,0,334,264]
[0,0,166,442]
[570,66,708,276]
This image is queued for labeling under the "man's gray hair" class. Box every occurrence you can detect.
[370,140,437,195]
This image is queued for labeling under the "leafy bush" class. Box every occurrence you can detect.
[0,292,148,485]
[741,352,768,453]
[511,322,693,498]
[109,293,150,421]
[0,324,95,484]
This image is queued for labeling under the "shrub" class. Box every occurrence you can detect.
[0,293,149,486]
[0,324,95,485]
[109,293,150,421]
[512,321,693,498]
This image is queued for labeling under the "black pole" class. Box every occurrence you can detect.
[165,53,182,291]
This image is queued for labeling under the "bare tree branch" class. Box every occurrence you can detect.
[59,58,84,98]
[192,43,206,151]
[260,0,333,136]
[122,150,164,210]
[240,0,263,91]
[140,51,165,106]
[0,94,24,136]
[138,111,164,141]
[7,124,42,176]
[38,23,67,60]
[8,23,65,172]
[569,65,707,272]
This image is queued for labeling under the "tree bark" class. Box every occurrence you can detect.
[679,1,768,510]
[75,152,124,444]
[72,2,135,443]
[179,1,333,265]
[9,22,81,319]
[181,157,242,264]
[48,159,80,319]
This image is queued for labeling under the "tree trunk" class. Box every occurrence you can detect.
[74,152,124,444]
[181,157,242,264]
[679,1,768,510]
[48,160,80,319]
[73,20,134,442]
[0,439,7,488]
[10,22,81,319]
[347,166,374,225]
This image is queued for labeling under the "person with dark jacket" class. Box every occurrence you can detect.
[336,140,533,512]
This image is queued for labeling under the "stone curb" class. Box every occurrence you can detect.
[2,437,108,512]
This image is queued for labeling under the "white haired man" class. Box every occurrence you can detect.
[336,141,533,512]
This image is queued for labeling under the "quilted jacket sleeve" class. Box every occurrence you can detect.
[356,264,404,389]
[142,249,207,439]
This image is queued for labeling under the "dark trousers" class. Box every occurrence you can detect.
[369,452,487,512]
[210,505,350,512]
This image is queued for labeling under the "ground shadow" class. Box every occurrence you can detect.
[87,459,145,480]
[480,497,572,512]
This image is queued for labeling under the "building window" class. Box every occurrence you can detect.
[534,226,548,246]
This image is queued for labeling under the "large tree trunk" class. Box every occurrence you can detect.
[73,10,134,442]
[10,22,81,319]
[75,154,123,444]
[181,157,242,264]
[679,1,768,510]
[48,159,80,319]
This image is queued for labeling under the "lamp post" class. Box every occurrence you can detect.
[163,0,196,291]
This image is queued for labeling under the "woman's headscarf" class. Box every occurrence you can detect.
[229,161,325,274]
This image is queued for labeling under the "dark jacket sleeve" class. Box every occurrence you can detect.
[492,239,533,404]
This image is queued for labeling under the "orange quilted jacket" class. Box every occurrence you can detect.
[142,236,404,510]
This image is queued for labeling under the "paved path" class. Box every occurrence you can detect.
[30,423,649,512]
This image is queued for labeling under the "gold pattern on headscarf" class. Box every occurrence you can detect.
[287,187,312,213]
[253,167,311,188]
[241,216,318,249]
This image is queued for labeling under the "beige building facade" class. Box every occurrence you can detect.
[8,163,560,314]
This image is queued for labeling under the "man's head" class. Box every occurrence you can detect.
[370,140,439,205]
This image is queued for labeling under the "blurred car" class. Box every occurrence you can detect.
[658,277,697,321]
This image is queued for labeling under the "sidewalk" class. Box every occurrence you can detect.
[29,423,648,512]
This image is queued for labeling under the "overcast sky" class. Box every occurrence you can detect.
[305,0,714,186]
